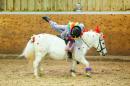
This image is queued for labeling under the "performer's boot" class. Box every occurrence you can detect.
[42,16,51,22]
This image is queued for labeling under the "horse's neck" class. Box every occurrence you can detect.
[82,31,98,48]
[75,39,90,52]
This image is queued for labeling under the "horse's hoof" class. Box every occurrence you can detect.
[86,72,92,78]
[34,74,40,79]
[35,76,41,79]
[40,67,44,71]
[86,74,91,78]
[71,72,76,77]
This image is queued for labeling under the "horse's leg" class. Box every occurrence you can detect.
[70,60,77,77]
[33,52,45,78]
[80,56,92,77]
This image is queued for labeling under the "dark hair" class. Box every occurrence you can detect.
[70,26,81,38]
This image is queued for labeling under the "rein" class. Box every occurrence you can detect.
[81,37,90,48]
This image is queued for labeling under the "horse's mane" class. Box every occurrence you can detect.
[83,26,101,33]
[82,26,105,38]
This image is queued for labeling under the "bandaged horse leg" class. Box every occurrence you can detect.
[85,67,92,77]
[70,60,77,77]
[80,57,92,77]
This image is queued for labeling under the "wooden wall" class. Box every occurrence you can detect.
[0,14,130,55]
[0,0,130,11]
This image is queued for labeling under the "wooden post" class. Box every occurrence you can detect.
[49,0,53,11]
[95,0,100,11]
[21,0,28,11]
[6,0,14,11]
[111,0,118,11]
[14,0,21,11]
[120,0,125,11]
[41,0,48,11]
[0,0,5,11]
[35,0,42,11]
[72,0,81,11]
[54,0,57,11]
[81,0,88,11]
[67,0,73,11]
[41,0,44,11]
[92,0,96,11]
[28,0,35,11]
[124,0,130,11]
[88,0,95,11]
[115,0,123,11]
[102,0,111,11]
[59,0,64,11]
[61,0,67,11]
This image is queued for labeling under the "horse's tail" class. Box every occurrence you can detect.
[20,36,35,64]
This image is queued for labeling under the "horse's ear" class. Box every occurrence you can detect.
[102,35,105,38]
[100,32,105,39]
[95,26,100,33]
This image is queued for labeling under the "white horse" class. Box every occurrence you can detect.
[21,29,107,78]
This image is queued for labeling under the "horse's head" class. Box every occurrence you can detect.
[95,32,107,56]
[82,27,107,56]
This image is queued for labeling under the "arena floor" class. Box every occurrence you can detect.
[0,56,130,86]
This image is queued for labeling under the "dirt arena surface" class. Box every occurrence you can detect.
[0,56,130,86]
